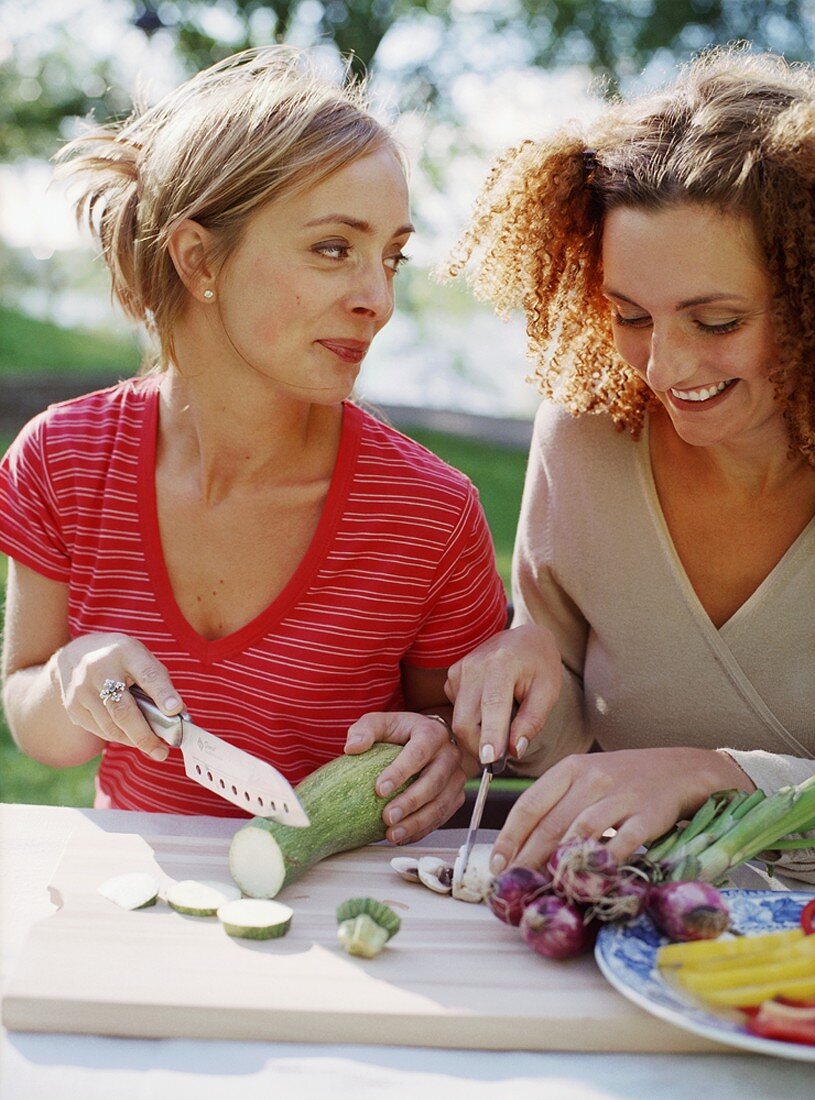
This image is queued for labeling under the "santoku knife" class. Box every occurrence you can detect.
[130,686,310,826]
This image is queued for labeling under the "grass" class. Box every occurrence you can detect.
[0,305,140,376]
[0,312,527,809]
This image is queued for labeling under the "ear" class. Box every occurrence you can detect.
[167,219,217,301]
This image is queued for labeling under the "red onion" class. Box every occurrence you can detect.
[486,866,553,926]
[519,895,598,959]
[647,880,729,942]
[548,838,619,905]
[589,869,650,923]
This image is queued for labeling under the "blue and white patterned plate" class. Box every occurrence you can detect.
[595,889,815,1061]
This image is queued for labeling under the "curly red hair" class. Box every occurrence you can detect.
[446,47,815,463]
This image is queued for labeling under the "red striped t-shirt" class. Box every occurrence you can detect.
[0,378,507,814]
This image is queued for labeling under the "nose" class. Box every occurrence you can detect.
[645,326,695,393]
[347,263,394,324]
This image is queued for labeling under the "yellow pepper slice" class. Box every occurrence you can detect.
[675,948,815,993]
[696,974,815,1008]
[657,927,803,969]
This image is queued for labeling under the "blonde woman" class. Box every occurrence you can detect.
[0,48,507,839]
[444,48,815,880]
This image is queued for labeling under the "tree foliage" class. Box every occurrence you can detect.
[3,0,815,160]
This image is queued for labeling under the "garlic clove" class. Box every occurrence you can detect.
[390,856,421,883]
[452,843,494,903]
[417,856,454,893]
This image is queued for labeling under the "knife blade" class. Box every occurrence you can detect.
[130,686,310,827]
[459,748,508,878]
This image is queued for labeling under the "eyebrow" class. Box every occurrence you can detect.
[603,288,750,310]
[304,214,415,237]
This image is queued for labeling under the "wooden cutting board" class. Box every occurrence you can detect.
[2,829,721,1050]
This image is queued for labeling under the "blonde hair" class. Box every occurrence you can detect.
[447,46,815,462]
[56,46,397,367]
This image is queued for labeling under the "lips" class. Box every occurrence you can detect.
[317,339,369,364]
[667,378,739,409]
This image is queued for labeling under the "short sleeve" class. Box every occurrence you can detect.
[0,411,71,582]
[404,484,507,668]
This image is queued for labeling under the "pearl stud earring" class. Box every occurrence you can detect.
[203,289,215,300]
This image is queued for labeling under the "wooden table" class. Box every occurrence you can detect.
[1,804,812,1099]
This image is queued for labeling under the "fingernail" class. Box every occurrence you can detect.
[378,780,394,797]
[392,827,406,843]
[515,737,528,759]
[345,735,363,749]
[386,806,403,825]
[480,743,495,765]
[490,852,507,874]
[163,696,181,712]
[151,746,169,761]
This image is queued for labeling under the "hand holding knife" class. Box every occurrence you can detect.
[458,744,509,879]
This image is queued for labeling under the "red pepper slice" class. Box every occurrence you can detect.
[746,1001,815,1047]
[801,898,815,936]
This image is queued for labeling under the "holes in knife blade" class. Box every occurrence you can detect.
[244,790,251,802]
[195,765,202,775]
[219,779,226,789]
[207,771,213,783]
[284,803,289,814]
[231,785,238,796]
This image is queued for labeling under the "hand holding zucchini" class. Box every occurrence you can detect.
[343,711,465,845]
[229,744,417,898]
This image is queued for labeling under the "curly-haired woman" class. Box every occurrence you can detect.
[444,48,815,881]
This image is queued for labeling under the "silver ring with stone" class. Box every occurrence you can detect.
[99,678,127,704]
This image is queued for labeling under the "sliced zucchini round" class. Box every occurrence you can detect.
[217,898,293,940]
[167,879,241,917]
[97,872,161,911]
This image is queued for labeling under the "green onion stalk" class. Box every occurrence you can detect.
[644,774,815,884]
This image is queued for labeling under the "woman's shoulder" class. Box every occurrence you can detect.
[353,403,479,506]
[532,400,642,476]
[8,377,156,459]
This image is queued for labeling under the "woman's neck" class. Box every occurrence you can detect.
[157,367,342,506]
[651,406,812,499]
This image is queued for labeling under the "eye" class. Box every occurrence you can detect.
[694,319,743,335]
[384,251,410,273]
[612,311,652,329]
[314,242,350,261]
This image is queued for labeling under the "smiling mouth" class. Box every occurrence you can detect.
[669,378,738,404]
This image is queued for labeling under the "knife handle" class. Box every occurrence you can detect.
[487,750,508,777]
[129,686,186,749]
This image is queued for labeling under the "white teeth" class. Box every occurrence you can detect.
[670,379,733,403]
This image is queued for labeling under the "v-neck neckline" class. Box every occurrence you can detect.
[636,415,815,635]
[137,381,363,663]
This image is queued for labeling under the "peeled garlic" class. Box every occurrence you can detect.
[390,856,421,883]
[452,844,494,903]
[417,856,454,894]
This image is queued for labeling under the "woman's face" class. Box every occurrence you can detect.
[601,203,782,452]
[212,145,412,402]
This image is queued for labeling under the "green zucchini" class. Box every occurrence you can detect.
[218,898,293,940]
[228,743,412,898]
[167,879,241,916]
[336,897,401,958]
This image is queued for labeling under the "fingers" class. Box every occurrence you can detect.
[373,714,453,798]
[343,712,410,757]
[93,690,170,761]
[507,669,560,760]
[383,746,465,844]
[489,760,576,873]
[446,624,563,766]
[347,712,466,844]
[57,633,182,760]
